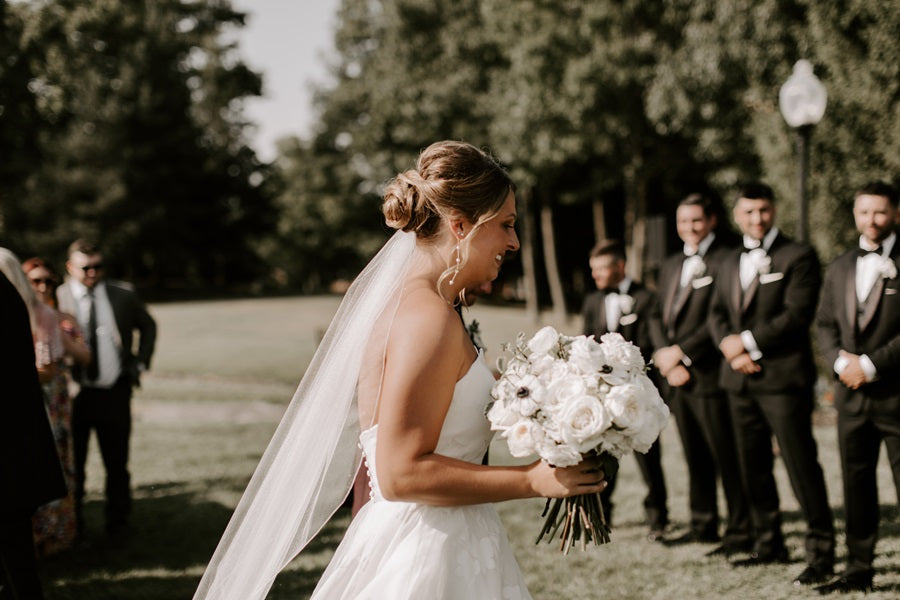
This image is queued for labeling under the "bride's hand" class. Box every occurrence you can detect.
[526,456,607,498]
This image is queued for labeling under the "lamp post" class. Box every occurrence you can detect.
[778,60,827,243]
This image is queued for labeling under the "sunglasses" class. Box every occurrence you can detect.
[30,277,55,285]
[80,263,104,272]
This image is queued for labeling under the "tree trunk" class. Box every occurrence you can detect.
[539,191,567,323]
[519,187,539,322]
[623,168,648,281]
[592,197,607,243]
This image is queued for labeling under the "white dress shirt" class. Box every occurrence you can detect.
[70,279,122,388]
[739,227,779,361]
[604,278,633,333]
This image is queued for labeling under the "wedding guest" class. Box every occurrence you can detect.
[582,239,668,540]
[708,183,834,585]
[22,256,91,555]
[814,181,900,594]
[56,239,157,536]
[0,251,66,600]
[651,194,751,553]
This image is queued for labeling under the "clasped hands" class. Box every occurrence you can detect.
[838,350,867,390]
[653,345,691,387]
[719,334,761,375]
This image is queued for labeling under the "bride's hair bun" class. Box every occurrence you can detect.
[382,141,513,239]
[382,169,435,234]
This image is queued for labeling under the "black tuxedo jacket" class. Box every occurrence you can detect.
[708,232,821,394]
[582,280,658,363]
[651,238,734,394]
[57,279,157,385]
[816,242,900,410]
[0,273,66,513]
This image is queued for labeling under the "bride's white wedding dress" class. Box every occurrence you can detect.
[311,352,532,600]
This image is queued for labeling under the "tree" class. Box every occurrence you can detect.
[2,0,272,292]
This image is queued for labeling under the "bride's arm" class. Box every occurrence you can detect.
[375,294,606,507]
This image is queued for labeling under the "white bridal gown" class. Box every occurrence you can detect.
[311,353,533,600]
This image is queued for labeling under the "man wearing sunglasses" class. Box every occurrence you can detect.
[57,239,156,539]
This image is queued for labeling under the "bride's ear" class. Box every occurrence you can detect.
[447,216,467,240]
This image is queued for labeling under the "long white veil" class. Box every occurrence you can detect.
[194,231,416,599]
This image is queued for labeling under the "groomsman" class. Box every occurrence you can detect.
[651,194,751,553]
[708,183,834,585]
[814,181,900,594]
[582,239,668,540]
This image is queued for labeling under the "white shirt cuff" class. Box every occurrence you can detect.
[833,356,848,375]
[860,354,878,382]
[741,330,762,361]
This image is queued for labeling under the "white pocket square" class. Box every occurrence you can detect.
[759,272,784,284]
[692,276,714,289]
[886,288,898,296]
[619,313,638,326]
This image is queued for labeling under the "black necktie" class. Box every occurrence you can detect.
[86,289,99,381]
[857,246,882,257]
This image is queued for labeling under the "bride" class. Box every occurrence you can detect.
[195,141,606,599]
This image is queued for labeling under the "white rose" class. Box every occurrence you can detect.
[534,437,583,467]
[604,382,647,435]
[618,294,635,315]
[503,419,542,458]
[557,395,612,453]
[598,429,631,458]
[568,336,605,375]
[527,326,561,357]
[597,333,646,385]
[486,400,519,431]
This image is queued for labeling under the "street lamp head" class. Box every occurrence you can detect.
[779,59,827,128]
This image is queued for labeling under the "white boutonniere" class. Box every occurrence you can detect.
[681,255,706,288]
[877,256,898,280]
[746,248,771,276]
[618,294,635,316]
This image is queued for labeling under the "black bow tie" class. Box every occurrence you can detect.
[857,246,882,257]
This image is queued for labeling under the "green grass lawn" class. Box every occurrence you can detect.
[42,296,900,599]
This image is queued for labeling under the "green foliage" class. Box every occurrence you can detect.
[1,0,272,291]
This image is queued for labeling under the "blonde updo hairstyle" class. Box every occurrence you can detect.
[382,141,513,299]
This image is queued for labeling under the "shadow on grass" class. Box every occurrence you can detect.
[41,481,350,600]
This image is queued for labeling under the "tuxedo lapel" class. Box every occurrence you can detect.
[597,292,609,333]
[741,275,759,313]
[845,257,858,335]
[662,261,680,328]
[730,257,742,316]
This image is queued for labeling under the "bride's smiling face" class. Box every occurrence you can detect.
[462,190,519,285]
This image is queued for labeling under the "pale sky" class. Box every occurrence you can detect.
[230,0,342,161]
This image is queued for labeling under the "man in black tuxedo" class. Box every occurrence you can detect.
[582,239,668,540]
[651,194,751,553]
[57,239,156,536]
[708,183,834,585]
[814,181,900,594]
[0,268,66,599]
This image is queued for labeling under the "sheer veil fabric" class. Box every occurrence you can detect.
[194,231,416,600]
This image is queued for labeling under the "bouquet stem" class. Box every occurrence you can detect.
[536,453,617,553]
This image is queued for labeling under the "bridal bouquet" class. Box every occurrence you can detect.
[487,326,669,553]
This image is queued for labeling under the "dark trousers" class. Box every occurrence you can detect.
[0,511,44,600]
[728,390,834,567]
[601,439,668,531]
[838,400,900,576]
[73,377,133,533]
[669,387,750,542]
